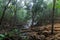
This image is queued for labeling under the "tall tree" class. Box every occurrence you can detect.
[0,0,11,25]
[31,0,47,26]
[51,0,56,34]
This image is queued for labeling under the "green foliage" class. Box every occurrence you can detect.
[0,0,60,40]
[17,8,27,21]
[0,34,5,40]
[56,0,60,8]
[0,29,28,40]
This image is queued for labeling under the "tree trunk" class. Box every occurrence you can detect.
[51,0,56,34]
[0,0,11,25]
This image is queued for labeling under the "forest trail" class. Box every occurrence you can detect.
[22,23,60,33]
[20,23,60,37]
[45,23,60,32]
[54,23,60,32]
[21,23,60,40]
[0,23,60,40]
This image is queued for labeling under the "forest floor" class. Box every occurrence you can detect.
[21,23,60,40]
[0,23,60,40]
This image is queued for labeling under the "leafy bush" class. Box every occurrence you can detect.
[0,29,28,40]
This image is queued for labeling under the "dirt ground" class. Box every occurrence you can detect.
[21,23,60,40]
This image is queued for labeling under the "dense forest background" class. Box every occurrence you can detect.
[0,0,60,40]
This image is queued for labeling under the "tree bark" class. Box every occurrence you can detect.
[0,0,11,25]
[51,0,56,34]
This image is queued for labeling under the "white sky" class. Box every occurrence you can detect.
[17,0,20,2]
[44,0,53,4]
[44,0,52,2]
[17,0,53,2]
[17,0,53,4]
[17,0,53,6]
